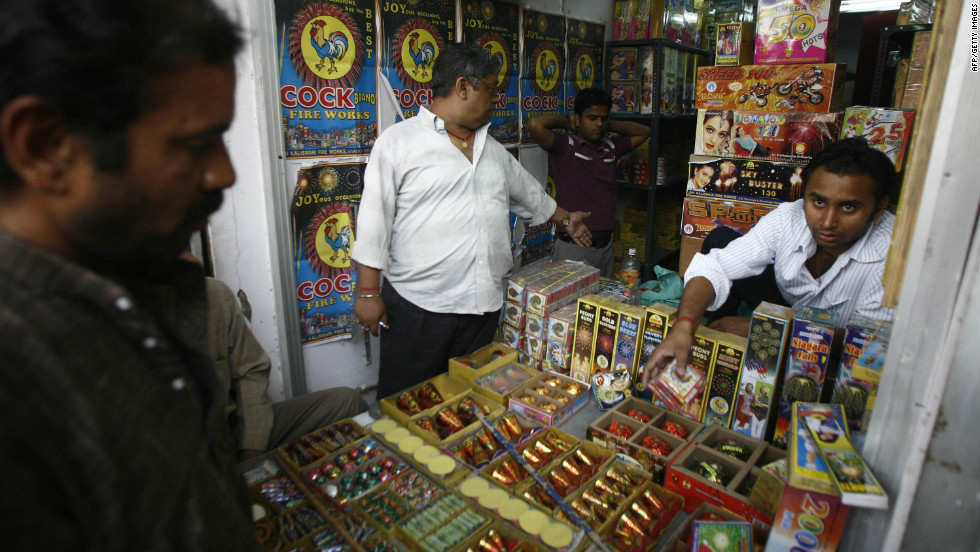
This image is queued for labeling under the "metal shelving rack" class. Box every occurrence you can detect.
[868,24,932,107]
[606,39,709,280]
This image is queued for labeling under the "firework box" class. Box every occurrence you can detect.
[546,303,578,348]
[753,0,840,65]
[664,0,701,46]
[691,521,753,551]
[639,46,656,114]
[611,82,639,114]
[801,404,888,509]
[524,263,600,318]
[448,342,519,386]
[461,362,539,406]
[588,396,703,482]
[634,303,678,400]
[595,481,685,550]
[544,340,572,373]
[522,334,546,361]
[840,106,916,171]
[498,323,521,351]
[609,47,638,81]
[661,503,749,552]
[569,295,602,383]
[379,373,471,429]
[772,307,837,449]
[700,329,748,428]
[716,22,755,66]
[405,390,505,448]
[652,325,720,421]
[664,424,787,531]
[830,314,880,434]
[612,303,647,378]
[501,302,524,330]
[524,312,546,341]
[764,483,850,552]
[590,303,624,377]
[787,402,846,496]
[852,320,891,385]
[441,410,544,472]
[681,194,781,241]
[694,111,842,163]
[507,372,591,427]
[749,458,788,518]
[686,154,806,202]
[731,302,795,441]
[696,64,845,113]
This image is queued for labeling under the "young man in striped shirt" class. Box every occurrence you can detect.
[642,138,896,385]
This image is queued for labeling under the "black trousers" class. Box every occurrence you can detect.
[377,281,500,399]
[701,227,790,321]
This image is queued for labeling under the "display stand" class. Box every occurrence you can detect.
[605,39,709,280]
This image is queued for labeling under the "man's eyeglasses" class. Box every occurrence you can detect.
[467,76,502,99]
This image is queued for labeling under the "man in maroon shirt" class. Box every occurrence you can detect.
[528,88,650,277]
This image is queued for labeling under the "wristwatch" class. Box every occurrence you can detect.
[561,213,571,227]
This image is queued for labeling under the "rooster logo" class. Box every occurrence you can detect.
[321,217,352,263]
[309,19,348,74]
[576,54,594,89]
[536,50,558,91]
[407,31,437,79]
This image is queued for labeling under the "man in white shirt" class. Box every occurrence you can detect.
[642,138,896,387]
[352,44,592,398]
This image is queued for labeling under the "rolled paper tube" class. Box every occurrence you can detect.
[642,488,666,511]
[415,383,444,409]
[569,497,595,521]
[606,464,643,487]
[469,438,491,466]
[581,487,612,516]
[453,440,472,464]
[521,488,544,506]
[487,530,506,550]
[397,392,422,415]
[500,413,525,440]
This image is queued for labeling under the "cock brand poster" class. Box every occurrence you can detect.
[290,161,365,344]
[461,0,521,146]
[520,9,566,145]
[277,0,378,159]
[565,18,605,111]
[379,0,456,119]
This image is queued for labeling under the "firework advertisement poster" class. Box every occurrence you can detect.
[565,18,605,111]
[461,0,521,146]
[276,0,378,159]
[520,9,566,145]
[290,161,365,344]
[379,0,457,120]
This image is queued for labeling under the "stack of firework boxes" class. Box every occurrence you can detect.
[499,261,599,373]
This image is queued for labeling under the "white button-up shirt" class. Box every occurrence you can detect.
[352,106,557,315]
[685,199,896,325]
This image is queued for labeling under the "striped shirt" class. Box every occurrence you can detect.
[353,106,557,315]
[686,200,896,325]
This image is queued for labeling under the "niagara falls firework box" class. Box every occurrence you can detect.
[731,302,795,442]
[840,106,916,171]
[588,396,703,482]
[694,111,842,163]
[696,64,845,113]
[753,0,840,65]
[686,154,806,202]
[508,372,590,427]
[681,195,780,240]
[700,329,748,429]
[771,307,837,449]
[664,427,785,531]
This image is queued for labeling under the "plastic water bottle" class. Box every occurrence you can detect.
[620,249,642,305]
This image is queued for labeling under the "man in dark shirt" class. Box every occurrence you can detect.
[528,88,650,277]
[0,1,261,550]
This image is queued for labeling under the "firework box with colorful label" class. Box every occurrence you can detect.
[588,396,703,482]
[715,22,755,66]
[681,194,780,243]
[695,111,842,163]
[611,82,639,114]
[524,263,601,318]
[508,372,591,427]
[749,458,788,518]
[665,424,787,531]
[664,0,701,46]
[522,334,546,361]
[544,341,571,373]
[696,64,845,113]
[505,261,579,306]
[753,0,840,65]
[788,402,846,495]
[765,481,850,552]
[651,324,719,421]
[840,106,916,171]
[830,314,879,434]
[772,306,837,449]
[661,503,750,552]
[591,303,623,377]
[546,303,578,348]
[731,302,795,441]
[852,320,891,385]
[609,46,638,81]
[700,328,748,428]
[691,521,753,551]
[524,312,546,341]
[501,302,524,330]
[634,303,678,399]
[498,323,521,351]
[569,295,602,383]
[612,303,647,378]
[800,404,888,509]
[686,154,806,202]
